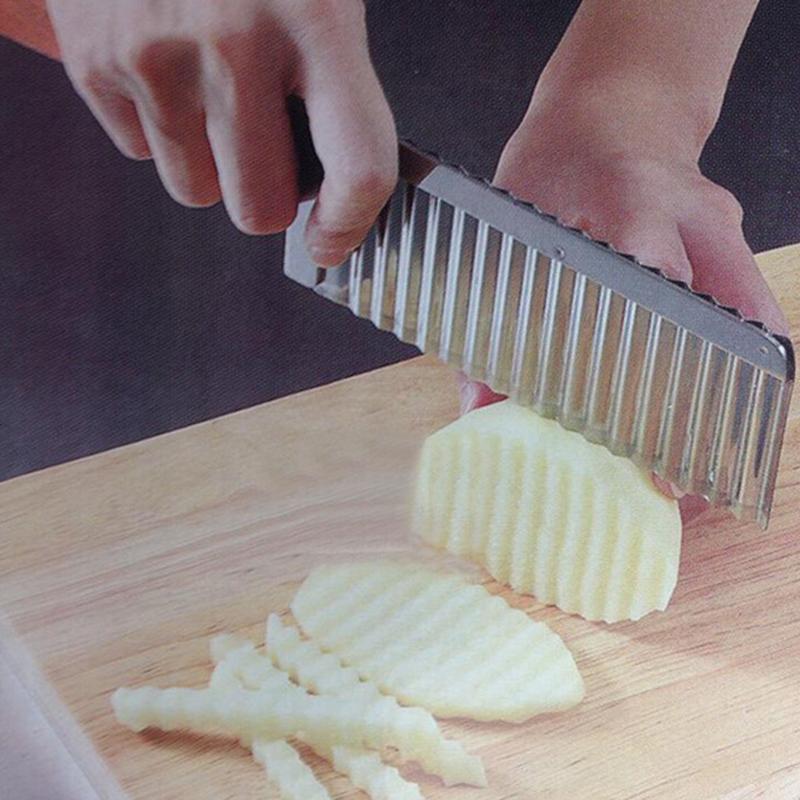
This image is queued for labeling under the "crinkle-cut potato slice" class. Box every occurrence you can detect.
[112,684,472,776]
[291,561,584,722]
[209,632,251,664]
[209,637,294,694]
[252,739,331,800]
[414,400,682,623]
[215,637,430,798]
[113,685,294,739]
[214,643,424,800]
[212,626,483,787]
[329,745,424,800]
[266,614,366,696]
[266,615,486,787]
[303,737,424,800]
[213,647,327,799]
[305,741,425,800]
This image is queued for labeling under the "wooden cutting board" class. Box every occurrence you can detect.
[1,246,798,800]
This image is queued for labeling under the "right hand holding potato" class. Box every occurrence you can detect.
[46,0,397,263]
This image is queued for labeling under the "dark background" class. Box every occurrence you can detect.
[1,1,798,481]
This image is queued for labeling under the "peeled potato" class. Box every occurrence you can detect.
[113,685,298,739]
[291,561,583,722]
[113,681,478,781]
[414,401,682,623]
[210,623,483,786]
[252,739,331,800]
[209,637,294,694]
[209,632,251,664]
[266,614,365,696]
[329,745,423,800]
[266,614,486,787]
[212,639,426,800]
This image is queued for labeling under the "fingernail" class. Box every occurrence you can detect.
[459,381,480,415]
[309,246,350,267]
[668,481,687,499]
[652,474,685,499]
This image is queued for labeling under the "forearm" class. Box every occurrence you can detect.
[0,0,59,58]
[528,0,759,161]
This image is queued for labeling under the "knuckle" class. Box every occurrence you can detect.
[122,40,202,141]
[126,38,201,94]
[125,41,167,81]
[291,0,366,52]
[696,178,743,222]
[74,64,114,97]
[296,0,364,27]
[340,163,396,205]
[128,40,183,79]
[713,188,744,222]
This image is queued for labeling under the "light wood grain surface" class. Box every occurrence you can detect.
[1,246,798,800]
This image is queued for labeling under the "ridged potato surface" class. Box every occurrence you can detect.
[112,683,455,758]
[414,401,682,623]
[330,746,423,800]
[266,614,486,787]
[291,560,584,722]
[217,635,429,799]
[266,614,365,696]
[252,739,331,800]
[235,634,429,799]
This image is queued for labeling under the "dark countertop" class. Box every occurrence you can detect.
[1,1,798,481]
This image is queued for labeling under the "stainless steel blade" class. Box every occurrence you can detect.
[284,142,795,528]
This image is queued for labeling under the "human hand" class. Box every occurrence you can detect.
[458,81,788,519]
[495,109,787,328]
[46,0,397,263]
[460,91,788,411]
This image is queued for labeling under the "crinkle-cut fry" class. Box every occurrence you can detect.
[113,686,279,737]
[329,745,424,800]
[209,658,241,692]
[266,614,368,696]
[209,633,252,665]
[209,637,294,694]
[214,640,427,800]
[252,739,331,800]
[291,561,584,722]
[211,646,330,799]
[265,614,486,788]
[302,738,426,800]
[111,684,460,768]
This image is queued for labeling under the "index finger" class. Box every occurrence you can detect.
[681,221,789,335]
